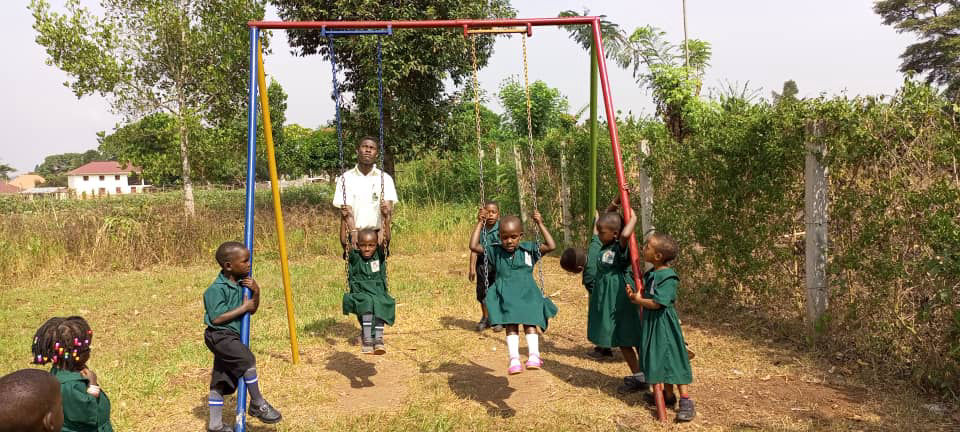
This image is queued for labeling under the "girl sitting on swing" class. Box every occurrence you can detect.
[469,208,558,374]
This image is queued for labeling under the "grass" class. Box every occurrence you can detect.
[2,250,952,431]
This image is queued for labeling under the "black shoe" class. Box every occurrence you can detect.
[676,398,696,422]
[617,375,648,394]
[643,391,677,408]
[208,425,232,432]
[587,347,614,359]
[491,324,504,332]
[248,400,282,424]
[476,317,488,331]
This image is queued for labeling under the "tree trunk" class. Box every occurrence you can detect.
[512,140,527,224]
[559,140,572,247]
[178,114,196,217]
[637,139,655,239]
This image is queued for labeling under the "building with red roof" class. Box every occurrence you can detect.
[67,161,148,198]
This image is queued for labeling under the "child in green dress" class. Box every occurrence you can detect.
[469,210,557,374]
[343,229,396,355]
[560,199,646,394]
[626,233,695,422]
[31,316,113,432]
[468,201,502,332]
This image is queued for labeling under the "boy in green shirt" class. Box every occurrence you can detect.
[31,316,111,432]
[468,201,503,332]
[626,233,695,422]
[203,242,282,431]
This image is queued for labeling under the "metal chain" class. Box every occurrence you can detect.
[521,33,546,295]
[470,35,492,298]
[375,34,390,280]
[328,35,351,292]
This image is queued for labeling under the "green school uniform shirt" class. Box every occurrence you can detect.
[582,235,603,291]
[52,368,113,432]
[480,221,500,249]
[203,272,244,335]
[342,247,396,325]
[638,268,693,384]
[586,236,642,347]
[483,241,558,330]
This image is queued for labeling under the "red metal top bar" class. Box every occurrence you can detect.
[248,16,597,29]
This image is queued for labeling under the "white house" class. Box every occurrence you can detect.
[67,161,147,198]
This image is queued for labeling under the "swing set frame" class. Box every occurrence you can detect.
[239,17,664,430]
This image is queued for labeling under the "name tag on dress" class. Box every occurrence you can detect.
[524,252,532,267]
[370,260,380,272]
[601,250,615,264]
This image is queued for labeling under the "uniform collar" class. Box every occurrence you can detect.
[352,165,381,177]
[216,272,242,289]
[52,367,85,383]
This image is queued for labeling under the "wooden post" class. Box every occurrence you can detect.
[559,140,572,247]
[804,120,829,330]
[637,139,655,240]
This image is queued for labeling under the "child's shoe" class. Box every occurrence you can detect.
[373,338,387,355]
[587,346,614,359]
[525,355,543,369]
[361,338,374,354]
[248,400,282,424]
[676,398,696,422]
[491,324,504,332]
[208,425,233,432]
[617,374,648,394]
[475,317,488,331]
[507,357,523,375]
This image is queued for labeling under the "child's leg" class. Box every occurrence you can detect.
[619,346,640,374]
[677,384,690,398]
[481,303,489,319]
[208,388,225,430]
[244,366,266,406]
[505,324,520,359]
[374,318,386,341]
[361,313,374,342]
[523,325,539,358]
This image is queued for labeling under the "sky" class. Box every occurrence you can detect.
[1,0,918,176]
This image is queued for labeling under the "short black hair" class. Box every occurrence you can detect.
[650,233,679,264]
[358,136,379,147]
[357,229,378,243]
[215,241,246,267]
[483,200,499,209]
[597,211,623,231]
[0,369,60,432]
[31,316,92,372]
[560,248,586,273]
[500,215,523,233]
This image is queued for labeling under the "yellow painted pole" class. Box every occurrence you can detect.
[257,40,300,364]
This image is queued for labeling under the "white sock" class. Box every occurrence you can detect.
[525,333,540,358]
[506,334,520,360]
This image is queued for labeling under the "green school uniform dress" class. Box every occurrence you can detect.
[586,236,642,347]
[638,268,693,385]
[484,241,558,330]
[342,247,396,325]
[52,368,113,432]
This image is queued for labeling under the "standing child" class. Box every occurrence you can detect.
[342,229,396,354]
[0,368,64,432]
[468,201,503,332]
[560,199,647,394]
[470,210,558,374]
[626,233,695,422]
[31,316,111,432]
[203,242,282,432]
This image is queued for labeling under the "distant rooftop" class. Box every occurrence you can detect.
[0,182,21,194]
[67,161,141,176]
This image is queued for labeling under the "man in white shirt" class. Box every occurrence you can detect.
[333,137,398,251]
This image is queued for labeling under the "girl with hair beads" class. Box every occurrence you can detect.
[31,316,113,432]
[469,209,557,374]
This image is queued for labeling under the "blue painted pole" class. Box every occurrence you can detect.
[237,26,259,432]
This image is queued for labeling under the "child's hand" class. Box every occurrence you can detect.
[241,277,260,294]
[624,283,642,304]
[380,201,392,217]
[81,368,98,386]
[242,295,257,314]
[532,210,543,225]
[468,268,476,282]
[477,207,488,223]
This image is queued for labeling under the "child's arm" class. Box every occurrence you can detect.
[468,208,488,254]
[469,251,478,282]
[625,284,662,309]
[242,277,261,313]
[592,210,599,235]
[619,206,638,249]
[532,210,556,254]
[211,294,256,324]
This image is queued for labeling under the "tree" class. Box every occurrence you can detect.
[34,150,106,186]
[772,80,799,105]
[0,163,15,181]
[270,0,516,174]
[557,10,631,67]
[875,1,960,100]
[98,113,180,186]
[30,0,267,215]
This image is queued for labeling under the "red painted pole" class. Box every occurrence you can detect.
[592,18,668,423]
[248,17,596,29]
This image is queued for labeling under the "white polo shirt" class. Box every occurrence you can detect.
[332,165,398,230]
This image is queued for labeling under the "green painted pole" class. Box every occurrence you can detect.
[589,41,598,215]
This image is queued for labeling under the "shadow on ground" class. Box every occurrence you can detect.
[303,317,358,345]
[325,350,377,388]
[421,360,517,418]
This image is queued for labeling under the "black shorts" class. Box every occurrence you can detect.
[475,254,496,302]
[204,328,255,395]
